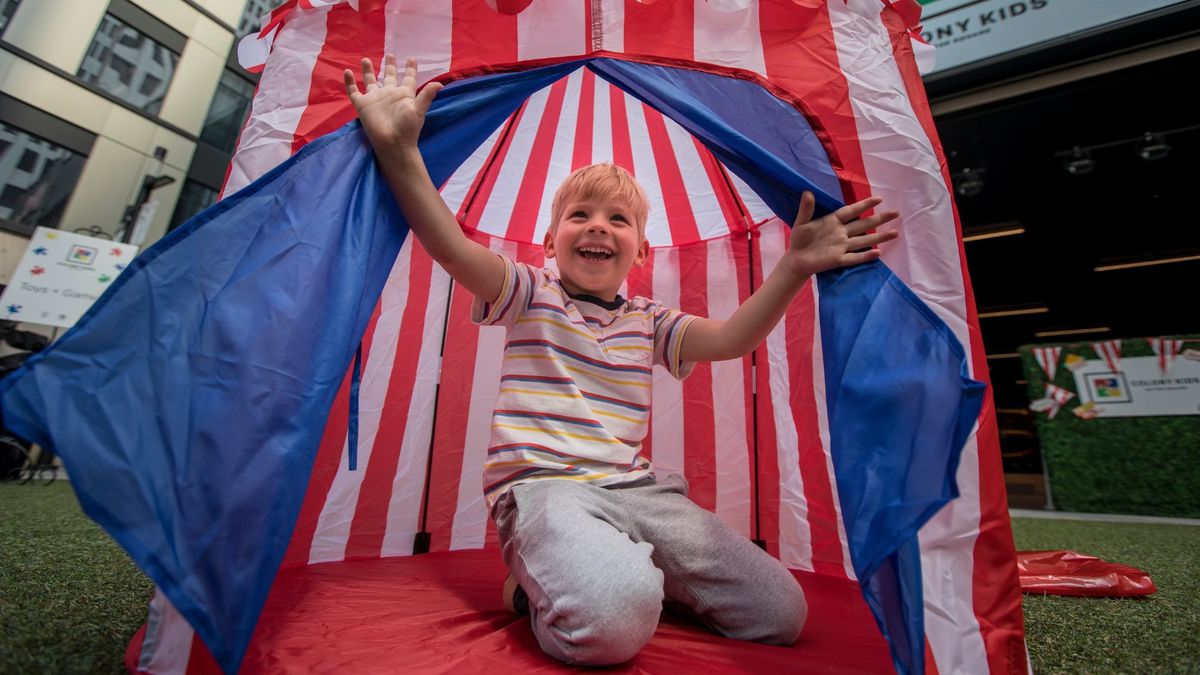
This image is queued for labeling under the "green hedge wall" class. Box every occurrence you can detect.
[1020,336,1200,518]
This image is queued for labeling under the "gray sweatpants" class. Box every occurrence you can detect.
[493,473,807,666]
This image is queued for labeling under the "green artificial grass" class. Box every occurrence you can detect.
[2,482,1198,674]
[1012,517,1200,674]
[0,482,153,675]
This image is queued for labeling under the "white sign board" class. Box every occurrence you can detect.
[0,227,139,328]
[1071,355,1200,418]
[919,0,1187,74]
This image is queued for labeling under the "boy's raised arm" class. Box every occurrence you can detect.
[679,192,899,363]
[344,55,505,304]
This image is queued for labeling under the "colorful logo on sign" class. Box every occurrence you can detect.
[68,245,97,265]
[1093,377,1124,399]
[1084,372,1132,404]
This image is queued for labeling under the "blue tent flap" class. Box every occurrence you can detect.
[818,262,987,675]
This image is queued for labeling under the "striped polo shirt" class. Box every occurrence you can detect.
[472,255,697,508]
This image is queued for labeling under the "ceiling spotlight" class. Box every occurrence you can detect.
[1064,147,1095,175]
[953,167,984,197]
[1137,132,1171,161]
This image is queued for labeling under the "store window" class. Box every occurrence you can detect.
[77,13,178,116]
[0,120,87,235]
[0,0,21,36]
[200,71,256,153]
[238,0,287,38]
[167,180,217,233]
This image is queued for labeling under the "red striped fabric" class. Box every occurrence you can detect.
[343,245,435,560]
[141,4,1029,673]
[289,1,384,154]
[424,259,484,553]
[450,0,519,72]
[505,79,570,243]
[677,241,716,510]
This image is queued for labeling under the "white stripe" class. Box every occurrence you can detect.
[809,274,857,580]
[384,0,452,84]
[530,69,585,245]
[517,0,587,61]
[449,238,518,550]
[379,261,452,557]
[308,239,415,563]
[596,0,624,52]
[224,10,329,196]
[650,248,685,475]
[707,236,752,536]
[692,0,767,76]
[474,87,553,238]
[591,77,614,165]
[662,114,731,242]
[759,221,813,571]
[826,2,990,670]
[624,95,671,247]
[138,590,193,675]
[440,123,506,215]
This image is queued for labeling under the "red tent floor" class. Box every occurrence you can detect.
[128,548,894,674]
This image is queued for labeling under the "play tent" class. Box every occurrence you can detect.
[0,1,1028,672]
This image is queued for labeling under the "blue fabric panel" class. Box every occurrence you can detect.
[587,58,843,223]
[817,262,986,675]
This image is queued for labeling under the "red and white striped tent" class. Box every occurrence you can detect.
[130,1,1027,672]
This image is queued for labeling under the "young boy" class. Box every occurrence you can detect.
[345,56,899,666]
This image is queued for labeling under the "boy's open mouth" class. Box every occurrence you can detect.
[577,246,615,262]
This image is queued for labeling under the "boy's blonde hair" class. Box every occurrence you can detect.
[549,163,649,237]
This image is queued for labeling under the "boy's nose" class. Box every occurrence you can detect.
[586,218,609,232]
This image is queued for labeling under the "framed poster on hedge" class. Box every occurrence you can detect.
[1072,356,1200,417]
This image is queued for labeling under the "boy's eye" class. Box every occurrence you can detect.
[611,214,628,224]
[569,210,587,219]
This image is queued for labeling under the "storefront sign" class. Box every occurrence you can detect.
[918,0,1188,74]
[1071,354,1200,418]
[0,227,139,328]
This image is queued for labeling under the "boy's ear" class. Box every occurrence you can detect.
[543,229,557,259]
[634,237,649,266]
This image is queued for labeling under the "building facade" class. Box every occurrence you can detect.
[0,0,278,293]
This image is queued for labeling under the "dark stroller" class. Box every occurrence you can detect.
[0,319,54,484]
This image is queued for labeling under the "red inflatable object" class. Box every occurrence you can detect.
[1016,550,1157,597]
[127,548,895,673]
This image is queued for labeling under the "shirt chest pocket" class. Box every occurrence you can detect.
[599,327,654,366]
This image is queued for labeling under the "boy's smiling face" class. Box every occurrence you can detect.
[544,195,648,302]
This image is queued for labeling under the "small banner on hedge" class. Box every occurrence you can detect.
[1072,354,1200,418]
[1033,346,1062,380]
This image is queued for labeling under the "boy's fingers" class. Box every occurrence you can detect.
[842,248,882,267]
[382,54,398,87]
[415,80,443,114]
[360,58,377,88]
[342,69,361,98]
[403,58,418,90]
[794,191,815,227]
[845,210,899,236]
[834,196,883,224]
[846,229,898,250]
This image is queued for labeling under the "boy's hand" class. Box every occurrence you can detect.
[343,55,443,153]
[783,191,899,280]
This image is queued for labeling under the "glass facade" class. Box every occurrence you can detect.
[200,70,256,153]
[0,120,86,233]
[167,180,217,233]
[77,14,178,116]
[0,0,20,36]
[238,0,287,38]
